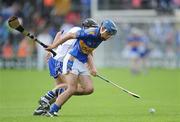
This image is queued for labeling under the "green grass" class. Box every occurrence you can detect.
[0,68,180,122]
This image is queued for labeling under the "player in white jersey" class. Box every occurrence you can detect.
[48,26,81,85]
[33,18,98,116]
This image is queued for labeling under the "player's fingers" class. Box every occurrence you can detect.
[91,70,97,77]
[45,45,52,50]
[45,53,51,62]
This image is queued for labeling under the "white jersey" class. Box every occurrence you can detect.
[53,27,81,61]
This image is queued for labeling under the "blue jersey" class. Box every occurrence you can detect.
[69,27,103,63]
[127,36,144,43]
[127,35,144,51]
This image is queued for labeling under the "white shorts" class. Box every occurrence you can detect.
[62,53,90,76]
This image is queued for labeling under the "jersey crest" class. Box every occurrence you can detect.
[79,40,95,54]
[88,31,95,35]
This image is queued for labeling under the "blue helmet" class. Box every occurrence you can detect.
[101,20,117,35]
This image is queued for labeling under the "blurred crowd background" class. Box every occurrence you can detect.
[0,0,90,69]
[0,0,180,71]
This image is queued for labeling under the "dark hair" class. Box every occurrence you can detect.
[82,18,98,28]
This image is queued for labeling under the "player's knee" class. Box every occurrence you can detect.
[85,87,94,94]
[67,85,77,94]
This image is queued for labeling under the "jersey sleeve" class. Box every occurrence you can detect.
[68,27,81,33]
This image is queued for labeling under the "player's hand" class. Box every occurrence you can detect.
[45,52,51,63]
[90,68,97,77]
[45,45,54,51]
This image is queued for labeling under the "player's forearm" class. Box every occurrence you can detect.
[51,32,76,49]
[52,31,62,45]
[87,54,97,71]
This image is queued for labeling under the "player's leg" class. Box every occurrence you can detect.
[44,57,65,102]
[33,57,64,115]
[43,75,66,106]
[46,54,80,116]
[46,75,69,104]
[33,80,67,116]
[54,75,65,86]
[129,50,140,74]
[46,68,94,116]
[70,58,94,95]
[35,74,91,113]
[74,61,94,95]
[40,81,67,104]
[35,75,93,116]
[37,74,93,107]
[34,62,77,116]
[43,55,94,116]
[47,73,78,116]
[140,49,149,74]
[74,75,94,95]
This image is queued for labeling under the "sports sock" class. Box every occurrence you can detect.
[49,103,61,113]
[43,91,56,102]
[42,88,65,103]
[55,88,65,97]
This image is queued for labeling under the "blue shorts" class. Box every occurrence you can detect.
[48,57,63,79]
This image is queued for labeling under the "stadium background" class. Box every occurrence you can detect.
[0,0,180,69]
[0,0,180,122]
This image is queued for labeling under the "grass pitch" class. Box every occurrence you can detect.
[0,68,180,122]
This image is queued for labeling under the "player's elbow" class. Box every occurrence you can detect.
[87,87,94,94]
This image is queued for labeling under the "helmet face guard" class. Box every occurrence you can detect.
[106,28,117,35]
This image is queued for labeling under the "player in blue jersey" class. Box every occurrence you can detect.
[33,18,100,116]
[126,28,150,74]
[44,19,117,117]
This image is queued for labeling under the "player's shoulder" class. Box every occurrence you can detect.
[84,27,99,36]
[68,26,81,33]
